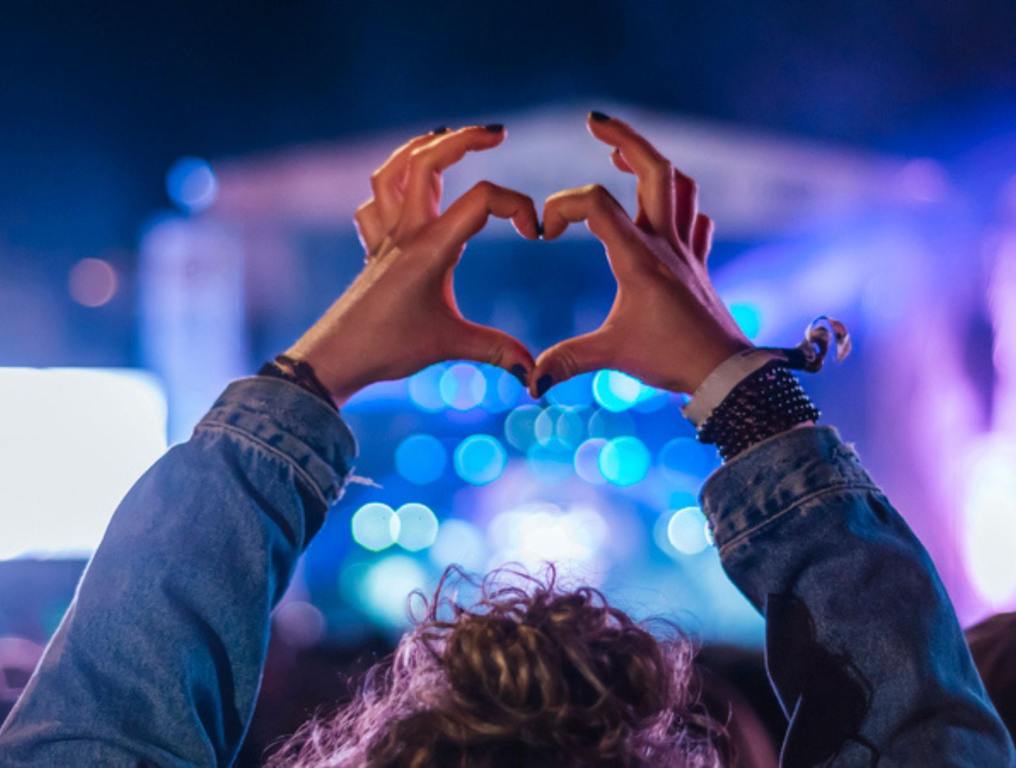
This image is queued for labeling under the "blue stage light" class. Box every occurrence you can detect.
[587,408,635,440]
[430,518,487,571]
[592,370,643,412]
[483,367,524,412]
[166,157,218,212]
[599,436,650,486]
[361,555,428,627]
[729,303,762,340]
[573,438,607,484]
[395,434,447,485]
[504,404,542,451]
[666,506,710,555]
[395,503,439,551]
[534,405,585,450]
[408,364,446,411]
[351,503,398,551]
[454,434,507,485]
[440,363,486,410]
[526,443,574,484]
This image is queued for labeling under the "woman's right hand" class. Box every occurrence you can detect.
[530,113,751,397]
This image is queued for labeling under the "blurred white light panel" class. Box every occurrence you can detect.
[0,368,167,559]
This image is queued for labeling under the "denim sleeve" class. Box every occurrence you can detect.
[0,377,358,767]
[700,426,1015,766]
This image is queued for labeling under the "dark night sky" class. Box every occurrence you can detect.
[1,0,1014,252]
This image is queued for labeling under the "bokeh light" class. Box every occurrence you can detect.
[394,503,439,551]
[573,438,607,484]
[526,443,574,484]
[430,518,486,572]
[504,404,542,451]
[534,405,585,450]
[587,408,635,439]
[68,258,118,307]
[487,502,608,579]
[666,507,711,555]
[599,436,651,486]
[439,363,486,410]
[453,434,507,485]
[592,370,643,412]
[351,502,398,551]
[482,367,524,412]
[361,555,428,627]
[729,303,762,340]
[962,438,1016,605]
[394,434,446,485]
[274,600,326,648]
[165,156,218,212]
[408,364,446,412]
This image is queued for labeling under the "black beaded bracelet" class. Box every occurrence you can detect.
[697,362,819,461]
[257,354,338,412]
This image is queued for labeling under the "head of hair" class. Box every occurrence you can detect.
[268,565,722,767]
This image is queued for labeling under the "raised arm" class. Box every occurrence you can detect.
[536,112,1015,765]
[0,125,539,766]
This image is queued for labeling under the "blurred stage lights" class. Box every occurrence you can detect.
[534,405,585,450]
[592,370,643,412]
[68,258,118,308]
[666,507,711,556]
[573,437,607,484]
[166,156,218,212]
[439,363,486,410]
[504,404,541,451]
[487,502,608,578]
[351,502,440,552]
[659,437,719,483]
[729,303,762,340]
[598,436,651,486]
[361,555,428,627]
[430,518,486,572]
[395,433,446,485]
[454,434,507,485]
[408,364,446,411]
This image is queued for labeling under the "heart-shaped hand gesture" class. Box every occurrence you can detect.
[529,113,750,397]
[288,115,751,406]
[286,125,540,405]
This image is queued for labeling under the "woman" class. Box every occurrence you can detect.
[0,115,1011,766]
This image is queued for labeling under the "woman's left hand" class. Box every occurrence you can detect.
[286,125,540,405]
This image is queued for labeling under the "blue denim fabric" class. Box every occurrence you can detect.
[0,377,357,767]
[702,426,1015,766]
[0,380,1011,766]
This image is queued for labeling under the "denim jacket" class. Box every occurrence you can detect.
[0,377,1012,766]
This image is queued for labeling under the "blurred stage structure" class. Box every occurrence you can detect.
[4,106,1016,706]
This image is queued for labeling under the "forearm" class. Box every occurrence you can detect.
[701,425,1014,765]
[0,377,357,767]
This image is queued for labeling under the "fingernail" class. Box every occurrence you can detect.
[432,125,449,134]
[535,374,553,398]
[535,221,544,238]
[590,111,610,122]
[484,123,505,133]
[510,364,529,387]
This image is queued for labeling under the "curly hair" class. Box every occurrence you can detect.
[267,566,723,767]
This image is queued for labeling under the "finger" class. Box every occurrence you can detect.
[673,168,698,244]
[428,180,539,255]
[541,184,643,273]
[610,147,633,174]
[529,330,613,397]
[353,200,386,254]
[452,321,536,382]
[370,128,450,230]
[587,112,677,242]
[400,125,507,232]
[691,212,714,263]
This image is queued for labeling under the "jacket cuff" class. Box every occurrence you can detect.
[699,426,879,552]
[195,376,359,506]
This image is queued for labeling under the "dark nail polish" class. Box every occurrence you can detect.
[510,364,528,387]
[535,221,544,238]
[535,374,553,398]
[431,125,449,134]
[484,123,505,133]
[590,110,610,122]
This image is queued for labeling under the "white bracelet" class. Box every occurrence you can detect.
[681,348,786,428]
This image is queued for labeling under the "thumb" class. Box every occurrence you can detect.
[452,321,536,387]
[530,330,612,398]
